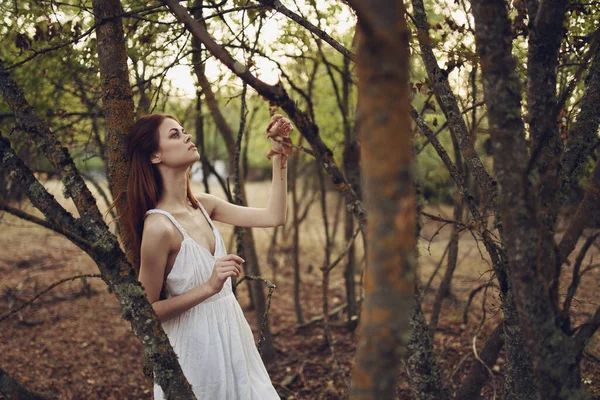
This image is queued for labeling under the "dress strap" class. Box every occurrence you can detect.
[145,209,189,239]
[197,201,216,230]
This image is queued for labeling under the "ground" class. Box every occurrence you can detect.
[1,180,599,399]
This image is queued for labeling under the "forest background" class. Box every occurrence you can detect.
[0,0,599,398]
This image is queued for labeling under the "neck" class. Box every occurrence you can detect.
[156,166,191,213]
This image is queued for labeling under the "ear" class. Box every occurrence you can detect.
[150,152,161,164]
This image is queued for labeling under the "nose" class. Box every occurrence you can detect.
[184,133,192,142]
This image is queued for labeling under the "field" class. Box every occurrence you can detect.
[1,179,599,399]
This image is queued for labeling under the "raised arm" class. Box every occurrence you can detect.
[200,155,287,229]
[201,115,291,228]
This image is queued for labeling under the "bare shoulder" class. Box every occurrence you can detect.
[142,213,177,250]
[195,192,218,217]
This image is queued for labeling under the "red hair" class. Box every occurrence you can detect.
[108,113,199,273]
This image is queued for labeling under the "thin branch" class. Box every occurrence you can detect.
[562,231,600,317]
[6,23,100,70]
[164,0,368,236]
[0,62,105,226]
[255,0,355,62]
[0,274,102,323]
[0,134,91,249]
[325,226,361,273]
[424,240,451,293]
[235,275,276,355]
[0,201,94,250]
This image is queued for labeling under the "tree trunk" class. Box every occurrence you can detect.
[91,0,135,255]
[471,0,591,396]
[455,322,504,399]
[342,60,361,331]
[406,290,451,400]
[289,138,304,325]
[0,77,195,398]
[348,1,415,397]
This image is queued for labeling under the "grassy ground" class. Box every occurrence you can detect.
[1,179,599,399]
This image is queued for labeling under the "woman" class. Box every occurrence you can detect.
[122,112,293,399]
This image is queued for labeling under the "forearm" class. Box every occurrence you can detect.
[152,283,216,323]
[266,153,288,224]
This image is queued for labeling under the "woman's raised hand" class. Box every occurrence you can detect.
[265,114,294,171]
[206,254,244,295]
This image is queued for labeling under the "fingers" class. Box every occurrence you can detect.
[215,255,244,275]
[268,119,285,133]
[266,116,283,132]
[270,114,284,123]
[218,266,240,278]
[218,254,245,264]
[219,266,240,274]
[218,261,243,274]
[267,115,294,136]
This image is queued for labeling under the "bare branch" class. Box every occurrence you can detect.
[0,62,106,229]
[0,274,102,323]
[0,134,90,249]
[0,200,93,250]
[558,159,600,263]
[164,0,368,237]
[562,232,600,318]
[6,23,100,70]
[410,0,498,210]
[255,0,355,62]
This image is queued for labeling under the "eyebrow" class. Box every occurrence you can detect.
[169,127,185,133]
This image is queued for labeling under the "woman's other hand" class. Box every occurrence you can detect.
[206,254,244,295]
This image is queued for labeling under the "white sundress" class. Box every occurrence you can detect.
[145,205,280,399]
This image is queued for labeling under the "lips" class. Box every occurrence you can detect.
[188,144,197,150]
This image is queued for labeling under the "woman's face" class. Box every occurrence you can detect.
[151,118,199,168]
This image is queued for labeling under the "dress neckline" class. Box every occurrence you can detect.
[147,203,218,258]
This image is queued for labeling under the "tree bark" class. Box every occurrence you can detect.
[348,1,415,398]
[556,41,600,217]
[409,0,539,395]
[406,290,451,400]
[558,159,600,264]
[428,198,462,337]
[471,0,591,396]
[289,137,304,325]
[91,0,136,262]
[526,0,568,313]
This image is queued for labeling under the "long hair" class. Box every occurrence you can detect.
[108,113,199,274]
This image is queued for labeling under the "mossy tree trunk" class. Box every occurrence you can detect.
[0,60,196,397]
[471,0,596,396]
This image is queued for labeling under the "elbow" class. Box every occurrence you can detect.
[279,210,287,226]
[150,301,166,324]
